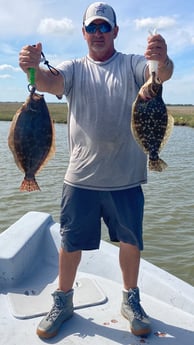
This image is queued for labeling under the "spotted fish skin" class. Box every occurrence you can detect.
[8,92,55,191]
[131,71,174,172]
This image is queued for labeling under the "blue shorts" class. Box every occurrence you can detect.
[60,184,144,252]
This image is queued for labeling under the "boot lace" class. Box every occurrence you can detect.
[46,294,64,321]
[128,288,147,320]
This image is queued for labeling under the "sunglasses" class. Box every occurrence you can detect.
[85,22,112,34]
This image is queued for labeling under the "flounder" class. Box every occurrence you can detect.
[131,71,174,172]
[8,92,55,191]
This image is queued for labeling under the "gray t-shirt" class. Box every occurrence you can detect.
[57,51,147,191]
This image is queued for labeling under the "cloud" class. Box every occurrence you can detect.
[37,17,75,35]
[0,1,43,37]
[134,16,177,31]
[0,74,13,79]
[0,65,20,81]
[0,64,20,72]
[0,44,18,56]
[164,70,194,104]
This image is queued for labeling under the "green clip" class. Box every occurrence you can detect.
[28,67,36,86]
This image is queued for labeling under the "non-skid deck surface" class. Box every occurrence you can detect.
[1,273,194,345]
[8,277,107,319]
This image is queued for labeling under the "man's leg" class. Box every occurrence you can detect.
[59,248,82,292]
[119,241,140,289]
[120,241,151,336]
[36,249,81,339]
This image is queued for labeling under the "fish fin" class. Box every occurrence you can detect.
[20,178,40,192]
[131,125,149,155]
[159,113,174,152]
[131,116,149,154]
[36,120,56,174]
[8,108,26,173]
[149,158,168,172]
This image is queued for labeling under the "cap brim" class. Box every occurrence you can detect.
[84,16,115,28]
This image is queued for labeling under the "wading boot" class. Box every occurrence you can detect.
[36,289,74,339]
[121,287,151,336]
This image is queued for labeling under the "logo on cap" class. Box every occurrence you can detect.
[95,4,107,15]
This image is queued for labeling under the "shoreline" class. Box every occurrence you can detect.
[0,102,194,127]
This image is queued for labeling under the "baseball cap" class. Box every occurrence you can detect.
[83,2,117,28]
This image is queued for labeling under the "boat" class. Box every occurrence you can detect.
[0,211,194,345]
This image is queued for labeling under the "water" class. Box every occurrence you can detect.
[0,122,68,228]
[1,121,194,286]
[143,126,194,286]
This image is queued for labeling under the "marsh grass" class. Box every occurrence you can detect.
[0,102,194,127]
[0,102,68,123]
[167,105,194,127]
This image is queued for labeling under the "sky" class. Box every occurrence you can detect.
[0,0,194,104]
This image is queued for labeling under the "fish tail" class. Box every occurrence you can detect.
[149,158,168,172]
[20,178,40,192]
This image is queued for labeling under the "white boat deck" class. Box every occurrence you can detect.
[0,212,194,345]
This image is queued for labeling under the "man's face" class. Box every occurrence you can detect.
[82,20,118,61]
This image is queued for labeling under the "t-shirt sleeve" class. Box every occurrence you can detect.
[130,54,147,88]
[56,60,74,97]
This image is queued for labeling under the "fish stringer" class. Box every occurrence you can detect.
[27,49,61,98]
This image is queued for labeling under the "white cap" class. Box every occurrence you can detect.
[83,2,116,28]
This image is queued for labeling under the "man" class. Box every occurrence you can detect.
[19,2,173,339]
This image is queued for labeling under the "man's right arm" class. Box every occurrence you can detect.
[19,42,64,97]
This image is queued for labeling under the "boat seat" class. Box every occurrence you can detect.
[0,212,55,289]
